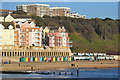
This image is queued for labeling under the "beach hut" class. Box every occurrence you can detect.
[33,57,36,61]
[51,57,54,61]
[57,57,60,61]
[53,57,56,61]
[20,57,26,62]
[26,57,28,62]
[30,57,34,62]
[68,57,71,61]
[40,57,44,61]
[20,57,23,62]
[68,57,70,61]
[71,57,74,61]
[48,57,51,61]
[65,57,68,61]
[35,57,38,61]
[46,57,48,61]
[61,57,64,61]
[44,57,47,61]
[28,57,30,62]
[55,57,57,61]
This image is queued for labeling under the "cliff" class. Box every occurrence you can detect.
[32,15,119,53]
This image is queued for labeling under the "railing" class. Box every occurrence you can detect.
[21,40,26,42]
[20,32,26,33]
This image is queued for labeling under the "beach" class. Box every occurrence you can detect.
[1,60,119,72]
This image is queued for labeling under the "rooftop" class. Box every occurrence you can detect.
[0,22,15,29]
[50,7,70,10]
[17,4,50,7]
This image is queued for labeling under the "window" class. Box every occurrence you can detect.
[32,29,34,32]
[10,36,12,38]
[0,42,2,45]
[5,47,7,49]
[26,29,28,31]
[0,47,2,49]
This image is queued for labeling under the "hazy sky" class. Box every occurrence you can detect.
[1,0,120,2]
[1,1,118,19]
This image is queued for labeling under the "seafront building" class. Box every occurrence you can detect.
[14,21,42,47]
[49,7,70,17]
[16,4,85,18]
[0,20,72,62]
[0,22,15,50]
[16,4,50,17]
[48,27,72,48]
[0,13,32,22]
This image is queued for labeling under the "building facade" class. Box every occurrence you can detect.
[16,4,71,17]
[47,27,72,48]
[15,21,42,47]
[0,22,15,50]
[16,4,50,17]
[50,7,70,17]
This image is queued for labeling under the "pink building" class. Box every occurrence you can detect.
[48,27,72,47]
[15,21,42,47]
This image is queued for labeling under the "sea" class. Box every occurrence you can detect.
[1,67,120,80]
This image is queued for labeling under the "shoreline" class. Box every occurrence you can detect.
[1,60,119,72]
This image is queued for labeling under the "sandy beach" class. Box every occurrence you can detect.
[1,60,119,71]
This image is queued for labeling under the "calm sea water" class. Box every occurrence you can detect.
[1,68,120,79]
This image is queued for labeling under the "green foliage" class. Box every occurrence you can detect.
[12,10,27,15]
[31,15,119,53]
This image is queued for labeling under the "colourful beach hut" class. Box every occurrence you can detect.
[20,57,26,62]
[33,57,36,61]
[51,57,54,61]
[26,57,28,62]
[57,57,60,61]
[55,57,57,61]
[53,57,56,61]
[28,57,30,62]
[69,57,72,61]
[63,57,66,61]
[20,57,24,62]
[48,57,51,61]
[35,57,38,61]
[65,57,68,61]
[71,57,74,61]
[30,57,34,62]
[40,57,44,61]
[44,57,47,61]
[61,57,64,61]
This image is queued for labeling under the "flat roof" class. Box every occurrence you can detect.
[17,4,50,7]
[50,7,70,10]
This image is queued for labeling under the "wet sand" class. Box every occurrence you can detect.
[1,60,119,71]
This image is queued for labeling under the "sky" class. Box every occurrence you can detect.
[1,2,118,19]
[1,0,120,2]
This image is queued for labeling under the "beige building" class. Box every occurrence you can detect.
[16,4,50,17]
[0,22,15,50]
[16,4,71,17]
[50,7,70,17]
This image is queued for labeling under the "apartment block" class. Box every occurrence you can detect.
[15,21,42,47]
[47,27,72,48]
[16,4,71,17]
[16,4,50,17]
[50,7,70,17]
[0,22,15,50]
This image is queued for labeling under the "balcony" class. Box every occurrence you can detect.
[35,31,40,33]
[67,41,72,43]
[36,40,39,42]
[35,35,39,37]
[68,45,72,47]
[20,31,26,33]
[21,40,26,42]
